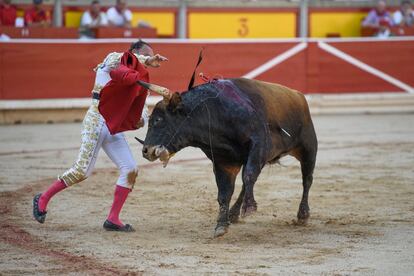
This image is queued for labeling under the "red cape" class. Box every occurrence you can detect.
[98,52,149,135]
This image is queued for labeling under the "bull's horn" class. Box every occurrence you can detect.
[137,80,171,99]
[134,137,144,144]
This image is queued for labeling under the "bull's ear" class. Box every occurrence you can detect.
[167,92,183,113]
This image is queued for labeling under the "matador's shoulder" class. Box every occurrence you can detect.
[93,52,121,72]
[102,52,123,70]
[94,52,148,72]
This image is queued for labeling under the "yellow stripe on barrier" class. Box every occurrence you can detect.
[189,12,296,38]
[65,11,83,28]
[310,12,367,37]
[132,12,175,37]
[64,11,175,37]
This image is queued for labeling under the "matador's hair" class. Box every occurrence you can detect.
[129,39,151,52]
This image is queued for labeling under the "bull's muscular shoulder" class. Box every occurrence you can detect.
[232,78,306,105]
[232,78,310,122]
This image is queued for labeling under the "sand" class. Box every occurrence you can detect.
[1,114,413,275]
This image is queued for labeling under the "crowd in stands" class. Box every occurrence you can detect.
[0,0,15,26]
[0,0,51,27]
[1,0,414,38]
[79,0,133,29]
[0,0,135,28]
[0,0,138,38]
[361,0,414,37]
[79,0,134,38]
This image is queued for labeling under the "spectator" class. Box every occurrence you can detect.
[376,18,392,38]
[79,0,108,38]
[24,0,51,27]
[0,0,17,26]
[393,0,414,26]
[106,0,132,28]
[362,0,393,28]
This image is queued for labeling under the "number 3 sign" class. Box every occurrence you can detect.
[238,17,249,37]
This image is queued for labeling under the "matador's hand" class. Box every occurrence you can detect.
[146,54,168,68]
[136,118,145,129]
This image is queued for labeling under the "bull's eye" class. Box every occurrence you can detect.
[152,116,163,126]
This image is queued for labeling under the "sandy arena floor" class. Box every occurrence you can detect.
[0,114,413,275]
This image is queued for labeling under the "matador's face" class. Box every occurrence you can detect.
[136,45,154,58]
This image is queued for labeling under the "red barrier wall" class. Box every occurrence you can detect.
[0,38,413,100]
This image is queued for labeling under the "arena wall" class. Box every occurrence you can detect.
[0,37,413,100]
[0,37,413,123]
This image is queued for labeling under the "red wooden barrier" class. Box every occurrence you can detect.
[361,26,414,37]
[0,38,413,100]
[0,27,79,38]
[0,26,157,39]
[93,27,157,39]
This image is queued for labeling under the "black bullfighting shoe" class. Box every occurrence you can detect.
[103,220,135,232]
[33,193,47,224]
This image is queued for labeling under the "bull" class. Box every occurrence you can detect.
[137,78,317,237]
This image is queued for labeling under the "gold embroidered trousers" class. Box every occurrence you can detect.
[59,100,138,189]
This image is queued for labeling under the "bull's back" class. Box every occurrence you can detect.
[231,78,311,128]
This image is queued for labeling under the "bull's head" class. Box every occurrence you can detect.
[137,81,188,167]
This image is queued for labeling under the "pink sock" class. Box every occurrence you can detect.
[107,185,131,227]
[39,179,67,212]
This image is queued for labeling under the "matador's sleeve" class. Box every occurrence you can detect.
[133,53,150,66]
[109,65,142,86]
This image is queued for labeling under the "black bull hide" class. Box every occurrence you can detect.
[142,78,318,237]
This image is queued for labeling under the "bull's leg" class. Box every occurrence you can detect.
[295,129,317,224]
[296,150,316,224]
[228,183,245,223]
[241,165,260,217]
[241,143,265,217]
[213,164,241,237]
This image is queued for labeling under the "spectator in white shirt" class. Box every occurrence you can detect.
[393,0,414,27]
[81,0,108,28]
[362,0,393,28]
[106,0,132,28]
[79,0,108,38]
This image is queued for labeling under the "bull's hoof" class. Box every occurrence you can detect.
[229,212,240,224]
[241,204,257,218]
[296,218,309,225]
[297,209,310,225]
[214,225,228,237]
[229,207,241,223]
